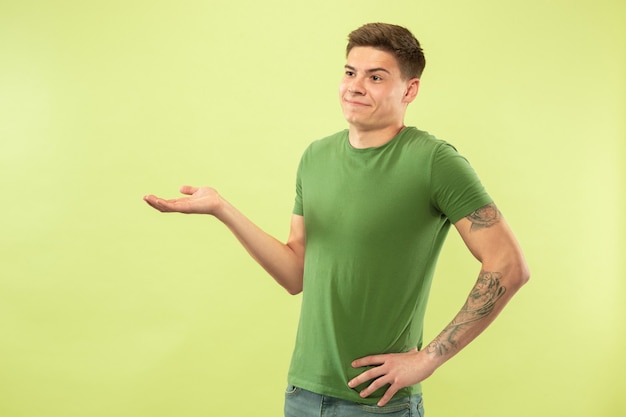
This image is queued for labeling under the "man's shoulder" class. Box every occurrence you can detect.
[300,130,348,157]
[400,127,447,148]
[389,127,457,162]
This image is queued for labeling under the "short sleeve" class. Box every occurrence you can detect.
[430,142,493,223]
[292,154,304,216]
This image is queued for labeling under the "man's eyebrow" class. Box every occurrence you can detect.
[344,64,391,74]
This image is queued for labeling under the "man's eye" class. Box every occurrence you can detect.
[372,75,382,81]
[345,71,355,76]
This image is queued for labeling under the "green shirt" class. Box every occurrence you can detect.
[288,127,492,403]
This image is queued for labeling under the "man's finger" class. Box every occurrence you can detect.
[144,195,178,212]
[179,185,198,195]
[357,375,390,398]
[348,364,386,389]
[351,354,385,368]
[377,384,399,407]
[143,195,162,210]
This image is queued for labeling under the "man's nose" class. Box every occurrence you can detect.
[348,77,366,95]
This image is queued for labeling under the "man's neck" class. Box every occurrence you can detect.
[348,123,407,149]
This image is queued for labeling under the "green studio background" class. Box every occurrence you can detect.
[1,1,624,416]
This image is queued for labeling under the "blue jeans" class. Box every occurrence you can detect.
[284,385,424,417]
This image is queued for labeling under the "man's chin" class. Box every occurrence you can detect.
[343,113,370,127]
[345,118,376,131]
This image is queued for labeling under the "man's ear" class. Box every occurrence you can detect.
[403,78,420,103]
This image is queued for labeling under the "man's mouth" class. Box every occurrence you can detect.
[344,99,370,107]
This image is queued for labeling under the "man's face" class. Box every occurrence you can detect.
[339,46,418,131]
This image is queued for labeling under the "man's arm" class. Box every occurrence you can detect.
[144,185,305,295]
[425,203,529,356]
[348,203,530,406]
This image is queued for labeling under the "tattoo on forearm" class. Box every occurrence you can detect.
[426,271,506,357]
[466,203,501,231]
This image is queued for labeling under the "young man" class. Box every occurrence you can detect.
[144,23,529,416]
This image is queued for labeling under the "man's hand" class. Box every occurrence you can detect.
[348,348,438,407]
[143,185,223,215]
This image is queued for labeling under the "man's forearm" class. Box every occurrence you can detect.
[425,264,528,364]
[215,198,305,295]
[143,186,305,294]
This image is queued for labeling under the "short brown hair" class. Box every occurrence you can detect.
[346,23,426,79]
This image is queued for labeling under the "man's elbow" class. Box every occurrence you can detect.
[287,288,303,296]
[281,272,304,295]
[285,283,303,296]
[510,258,530,290]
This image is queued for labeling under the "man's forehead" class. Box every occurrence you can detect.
[345,46,400,73]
